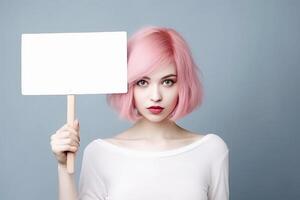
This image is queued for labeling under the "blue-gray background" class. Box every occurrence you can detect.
[1,0,299,199]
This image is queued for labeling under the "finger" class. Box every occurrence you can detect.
[54,132,80,144]
[73,119,80,131]
[50,133,56,141]
[53,144,78,153]
[62,125,80,138]
[52,138,79,147]
[57,123,70,133]
[56,128,78,138]
[65,126,79,137]
[51,123,80,142]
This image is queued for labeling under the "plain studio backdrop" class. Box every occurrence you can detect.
[0,0,299,199]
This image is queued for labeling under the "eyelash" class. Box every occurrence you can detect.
[136,79,176,87]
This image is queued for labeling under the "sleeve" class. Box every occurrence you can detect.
[208,149,229,200]
[77,145,108,200]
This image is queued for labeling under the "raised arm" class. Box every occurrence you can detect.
[50,120,80,200]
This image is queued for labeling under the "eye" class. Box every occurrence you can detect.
[162,79,175,87]
[136,79,148,87]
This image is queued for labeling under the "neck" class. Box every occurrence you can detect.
[128,118,185,141]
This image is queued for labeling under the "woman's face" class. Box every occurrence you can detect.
[133,63,179,122]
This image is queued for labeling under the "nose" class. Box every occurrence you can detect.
[150,85,162,102]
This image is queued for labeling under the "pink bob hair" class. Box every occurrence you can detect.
[106,25,204,122]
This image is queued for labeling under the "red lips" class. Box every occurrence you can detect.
[147,106,164,114]
[147,106,164,109]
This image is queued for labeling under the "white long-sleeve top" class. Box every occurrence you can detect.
[78,133,229,200]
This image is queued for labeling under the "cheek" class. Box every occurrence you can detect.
[170,87,179,100]
[171,94,179,106]
[165,88,179,105]
[133,89,145,107]
[169,90,179,112]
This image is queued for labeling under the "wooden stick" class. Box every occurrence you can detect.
[67,95,75,174]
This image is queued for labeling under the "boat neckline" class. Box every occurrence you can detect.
[95,133,214,157]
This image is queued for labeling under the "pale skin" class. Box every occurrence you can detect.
[50,63,204,200]
[105,64,204,150]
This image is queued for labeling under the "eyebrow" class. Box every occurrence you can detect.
[141,74,177,80]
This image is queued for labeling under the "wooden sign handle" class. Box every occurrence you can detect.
[67,95,75,174]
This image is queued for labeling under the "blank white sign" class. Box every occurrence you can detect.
[21,31,127,95]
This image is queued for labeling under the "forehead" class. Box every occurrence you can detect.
[146,63,177,78]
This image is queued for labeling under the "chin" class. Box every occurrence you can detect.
[146,117,166,123]
[141,113,170,123]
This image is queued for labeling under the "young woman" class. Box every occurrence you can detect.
[50,26,229,200]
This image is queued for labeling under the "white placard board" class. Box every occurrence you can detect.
[21,31,127,95]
